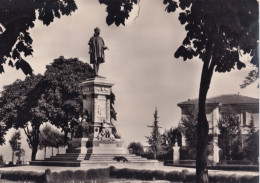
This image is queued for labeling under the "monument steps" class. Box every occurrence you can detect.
[30,152,159,166]
[30,77,160,167]
[66,149,81,154]
[44,153,149,162]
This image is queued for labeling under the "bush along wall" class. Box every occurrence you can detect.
[0,170,46,182]
[0,166,259,183]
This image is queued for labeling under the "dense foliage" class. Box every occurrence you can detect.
[0,74,47,160]
[244,116,259,164]
[162,127,182,151]
[127,141,144,156]
[101,1,259,181]
[9,130,21,164]
[218,109,243,160]
[0,56,117,160]
[39,124,65,159]
[41,56,94,142]
[0,0,77,75]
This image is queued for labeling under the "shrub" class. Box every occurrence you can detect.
[74,170,86,180]
[165,171,182,181]
[142,151,154,159]
[0,171,45,182]
[85,168,110,180]
[153,170,166,180]
[158,150,173,161]
[58,170,74,182]
[0,166,258,183]
[208,174,259,183]
[137,170,153,180]
[180,146,196,160]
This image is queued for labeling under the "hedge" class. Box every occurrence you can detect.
[164,161,259,172]
[0,170,46,182]
[0,166,258,183]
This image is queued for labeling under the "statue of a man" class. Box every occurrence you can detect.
[88,27,108,76]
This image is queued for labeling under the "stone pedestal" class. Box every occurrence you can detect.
[213,136,219,163]
[80,76,113,124]
[92,139,127,154]
[67,76,118,155]
[79,76,125,154]
[173,143,180,164]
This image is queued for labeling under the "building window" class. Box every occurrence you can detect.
[242,111,246,126]
[241,111,252,126]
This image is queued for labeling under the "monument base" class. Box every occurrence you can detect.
[30,138,159,167]
[30,76,159,167]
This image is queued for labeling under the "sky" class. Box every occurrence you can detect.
[0,0,258,162]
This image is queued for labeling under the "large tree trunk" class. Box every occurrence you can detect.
[44,147,46,159]
[31,145,38,161]
[64,128,69,144]
[24,122,41,161]
[12,151,14,164]
[196,52,215,183]
[196,109,209,183]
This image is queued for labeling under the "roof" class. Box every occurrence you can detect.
[178,98,219,106]
[178,94,259,106]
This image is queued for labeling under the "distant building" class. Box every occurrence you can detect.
[177,94,259,163]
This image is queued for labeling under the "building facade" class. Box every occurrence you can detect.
[177,94,259,163]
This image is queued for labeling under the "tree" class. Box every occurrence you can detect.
[244,116,259,163]
[179,108,213,160]
[179,110,197,151]
[146,108,163,159]
[15,148,25,165]
[162,127,182,151]
[54,130,66,155]
[41,56,94,142]
[240,67,259,88]
[217,109,243,160]
[128,142,144,156]
[39,125,66,158]
[0,0,77,75]
[41,56,117,142]
[0,74,48,160]
[101,1,258,182]
[0,122,7,145]
[9,131,21,164]
[39,125,53,159]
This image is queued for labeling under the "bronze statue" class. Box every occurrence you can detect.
[88,27,108,76]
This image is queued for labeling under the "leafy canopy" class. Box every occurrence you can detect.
[41,56,94,140]
[102,0,258,73]
[128,141,144,156]
[0,74,47,160]
[39,124,65,150]
[0,0,77,75]
[9,130,21,152]
[0,74,46,130]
